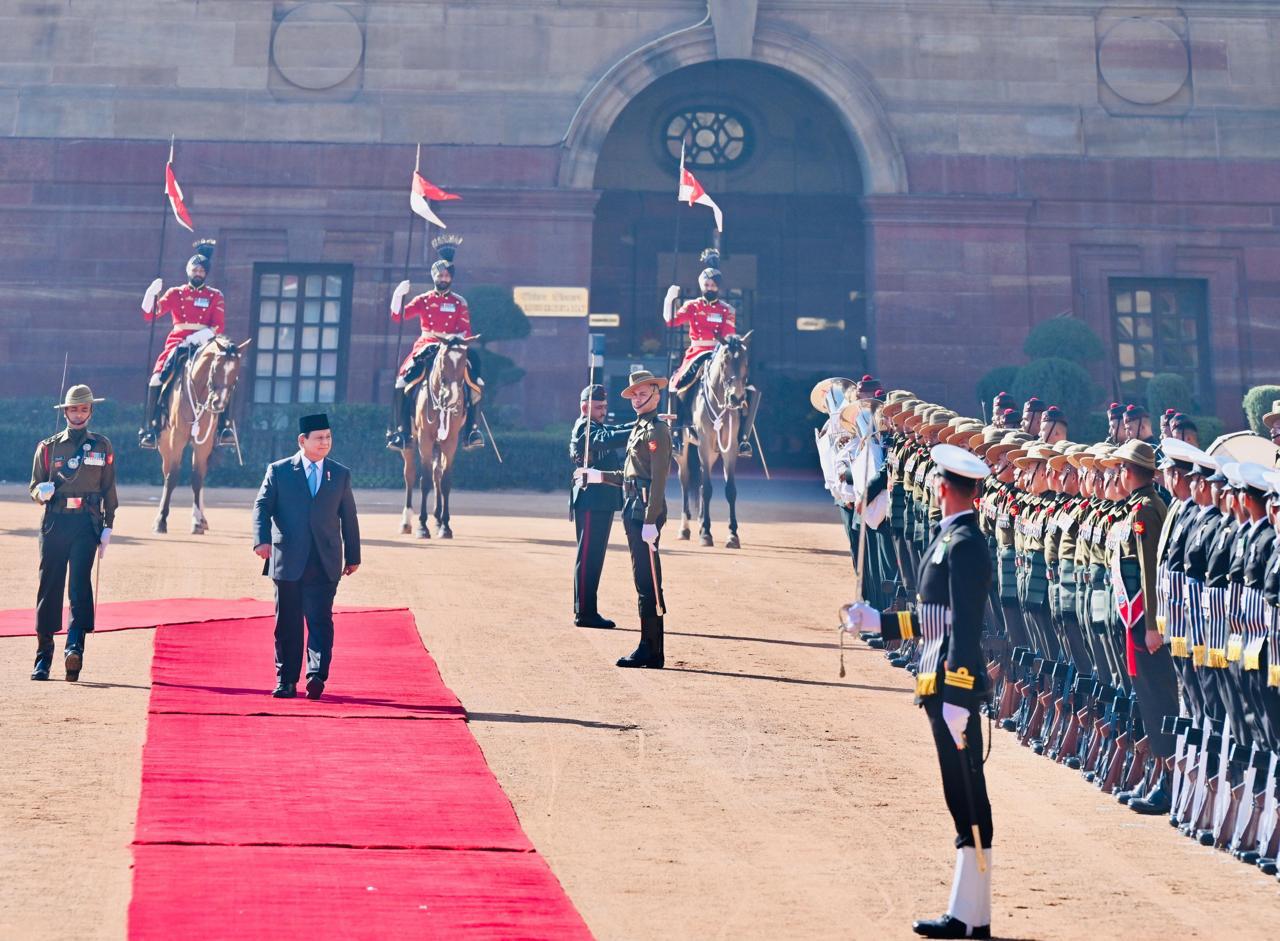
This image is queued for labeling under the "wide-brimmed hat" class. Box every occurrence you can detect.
[621,370,667,399]
[1068,443,1111,471]
[1048,445,1087,472]
[940,421,983,446]
[54,384,104,409]
[1263,399,1280,429]
[1101,439,1157,471]
[809,377,857,414]
[1013,445,1056,469]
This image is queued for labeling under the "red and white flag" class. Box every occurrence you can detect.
[410,170,460,229]
[677,144,723,233]
[165,140,194,232]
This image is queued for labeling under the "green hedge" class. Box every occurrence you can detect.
[1243,385,1280,436]
[0,399,571,492]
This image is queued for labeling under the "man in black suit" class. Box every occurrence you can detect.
[569,384,631,628]
[252,413,361,700]
[844,443,995,940]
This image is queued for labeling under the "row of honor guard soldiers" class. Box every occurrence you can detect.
[822,381,1280,936]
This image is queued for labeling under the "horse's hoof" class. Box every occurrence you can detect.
[415,526,430,539]
[400,524,412,536]
[191,526,203,535]
[699,533,713,547]
[438,527,453,539]
[679,529,691,541]
[725,535,741,549]
[153,521,167,534]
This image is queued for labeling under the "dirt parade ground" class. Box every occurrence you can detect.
[2,481,1278,941]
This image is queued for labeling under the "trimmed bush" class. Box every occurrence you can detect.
[1023,316,1105,365]
[1242,385,1280,436]
[1145,372,1194,420]
[976,365,1021,417]
[0,399,570,492]
[1189,414,1225,446]
[1011,357,1099,425]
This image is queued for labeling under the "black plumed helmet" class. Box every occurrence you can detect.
[187,238,216,270]
[698,246,722,285]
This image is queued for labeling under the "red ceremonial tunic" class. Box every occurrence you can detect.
[670,297,736,378]
[393,290,471,373]
[144,285,226,374]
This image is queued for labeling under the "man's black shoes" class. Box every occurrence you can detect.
[305,677,325,700]
[272,681,297,698]
[575,613,616,629]
[64,650,82,683]
[912,915,990,939]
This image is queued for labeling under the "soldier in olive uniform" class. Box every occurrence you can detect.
[569,384,632,629]
[614,370,673,669]
[1102,440,1178,814]
[29,385,119,681]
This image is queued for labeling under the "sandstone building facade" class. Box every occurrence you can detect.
[2,0,1278,428]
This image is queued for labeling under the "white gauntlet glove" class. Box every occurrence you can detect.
[98,527,112,559]
[573,467,603,485]
[941,702,970,749]
[35,482,55,503]
[142,278,163,313]
[839,601,879,635]
[662,285,680,323]
[391,280,411,315]
[641,523,658,545]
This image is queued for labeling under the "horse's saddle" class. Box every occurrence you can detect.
[157,336,225,426]
[674,350,715,396]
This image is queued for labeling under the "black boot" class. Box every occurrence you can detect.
[64,648,83,682]
[386,387,412,450]
[462,391,485,451]
[31,634,54,681]
[138,384,162,449]
[616,616,664,669]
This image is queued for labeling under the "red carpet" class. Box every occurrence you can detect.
[135,713,531,851]
[0,597,398,637]
[148,612,464,719]
[128,602,591,939]
[129,845,593,940]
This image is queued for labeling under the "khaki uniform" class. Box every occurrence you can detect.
[29,426,118,661]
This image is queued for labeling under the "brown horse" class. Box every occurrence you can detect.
[154,335,250,534]
[399,335,475,539]
[673,332,751,548]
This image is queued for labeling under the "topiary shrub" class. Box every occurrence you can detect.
[1023,316,1105,366]
[1242,385,1280,435]
[1189,414,1225,446]
[976,365,1021,417]
[1146,372,1194,420]
[1011,357,1099,427]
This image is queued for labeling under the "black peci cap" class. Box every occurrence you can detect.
[299,413,330,435]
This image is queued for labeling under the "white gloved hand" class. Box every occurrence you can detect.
[941,702,970,749]
[35,481,55,503]
[98,527,112,559]
[142,277,163,313]
[839,600,880,635]
[641,523,658,545]
[662,285,680,323]
[391,279,412,314]
[573,467,603,485]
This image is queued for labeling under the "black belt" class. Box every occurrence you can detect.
[623,478,651,502]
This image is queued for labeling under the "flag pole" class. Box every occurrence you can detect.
[144,136,173,399]
[391,144,420,430]
[663,139,688,417]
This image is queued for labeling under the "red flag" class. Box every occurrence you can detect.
[677,144,723,232]
[410,171,460,229]
[165,160,194,233]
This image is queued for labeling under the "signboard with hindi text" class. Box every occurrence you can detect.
[513,287,589,318]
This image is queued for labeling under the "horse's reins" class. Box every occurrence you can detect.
[426,349,465,443]
[183,341,233,446]
[699,345,743,455]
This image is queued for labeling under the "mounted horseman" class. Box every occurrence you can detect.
[662,247,757,459]
[386,235,484,453]
[138,240,237,450]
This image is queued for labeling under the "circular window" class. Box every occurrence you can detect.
[663,108,751,169]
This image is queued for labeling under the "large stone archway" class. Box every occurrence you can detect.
[559,23,907,197]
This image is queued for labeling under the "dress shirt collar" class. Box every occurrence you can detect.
[938,509,975,532]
